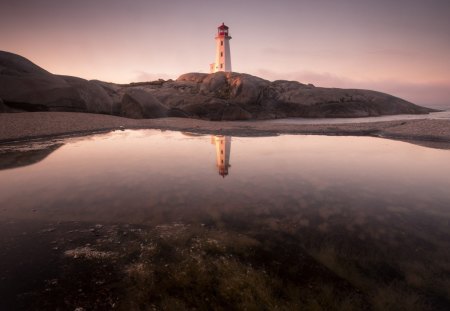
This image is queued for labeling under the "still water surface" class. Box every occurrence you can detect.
[0,130,449,310]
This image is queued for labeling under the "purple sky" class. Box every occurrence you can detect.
[1,0,449,108]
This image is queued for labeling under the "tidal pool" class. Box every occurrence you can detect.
[0,130,449,310]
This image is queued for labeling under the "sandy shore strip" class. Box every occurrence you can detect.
[1,112,450,145]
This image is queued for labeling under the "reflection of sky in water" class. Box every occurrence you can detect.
[0,130,449,225]
[1,130,450,309]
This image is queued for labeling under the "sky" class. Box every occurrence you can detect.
[1,0,449,108]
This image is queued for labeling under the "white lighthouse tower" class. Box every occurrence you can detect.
[211,135,232,177]
[210,23,232,73]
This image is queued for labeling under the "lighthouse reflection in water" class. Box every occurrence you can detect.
[211,135,231,177]
[1,130,450,309]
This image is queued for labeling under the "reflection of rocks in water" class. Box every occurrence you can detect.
[0,142,63,170]
[211,135,231,177]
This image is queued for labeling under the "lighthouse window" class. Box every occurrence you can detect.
[220,52,223,57]
[220,64,223,68]
[221,41,223,46]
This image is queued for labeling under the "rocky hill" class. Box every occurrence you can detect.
[0,51,435,120]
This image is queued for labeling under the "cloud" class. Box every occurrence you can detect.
[255,69,450,109]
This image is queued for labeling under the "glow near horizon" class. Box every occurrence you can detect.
[1,0,449,107]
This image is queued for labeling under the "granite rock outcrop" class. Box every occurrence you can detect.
[0,51,435,120]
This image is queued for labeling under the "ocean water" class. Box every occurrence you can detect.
[0,130,449,310]
[267,109,450,125]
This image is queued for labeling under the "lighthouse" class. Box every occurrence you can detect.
[211,135,232,177]
[210,23,232,73]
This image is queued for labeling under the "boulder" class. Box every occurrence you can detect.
[59,76,113,114]
[200,72,229,95]
[90,80,123,115]
[0,51,50,76]
[0,51,116,114]
[177,72,208,83]
[0,51,83,112]
[119,89,168,119]
[264,82,433,117]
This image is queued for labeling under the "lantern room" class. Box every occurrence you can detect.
[217,23,230,37]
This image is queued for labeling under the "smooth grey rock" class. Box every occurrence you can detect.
[1,51,116,114]
[0,51,50,76]
[120,89,168,119]
[0,51,82,111]
[59,76,113,114]
[91,80,123,115]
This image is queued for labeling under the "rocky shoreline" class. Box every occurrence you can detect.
[1,51,436,121]
[1,50,448,147]
[1,112,449,149]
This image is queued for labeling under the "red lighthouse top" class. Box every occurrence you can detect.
[217,22,230,37]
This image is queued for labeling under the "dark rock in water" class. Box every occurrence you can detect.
[120,89,168,119]
[0,50,436,120]
[0,143,62,170]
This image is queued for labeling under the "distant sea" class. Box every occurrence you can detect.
[422,103,450,111]
[268,109,450,125]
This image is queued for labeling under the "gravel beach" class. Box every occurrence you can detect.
[1,112,450,147]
